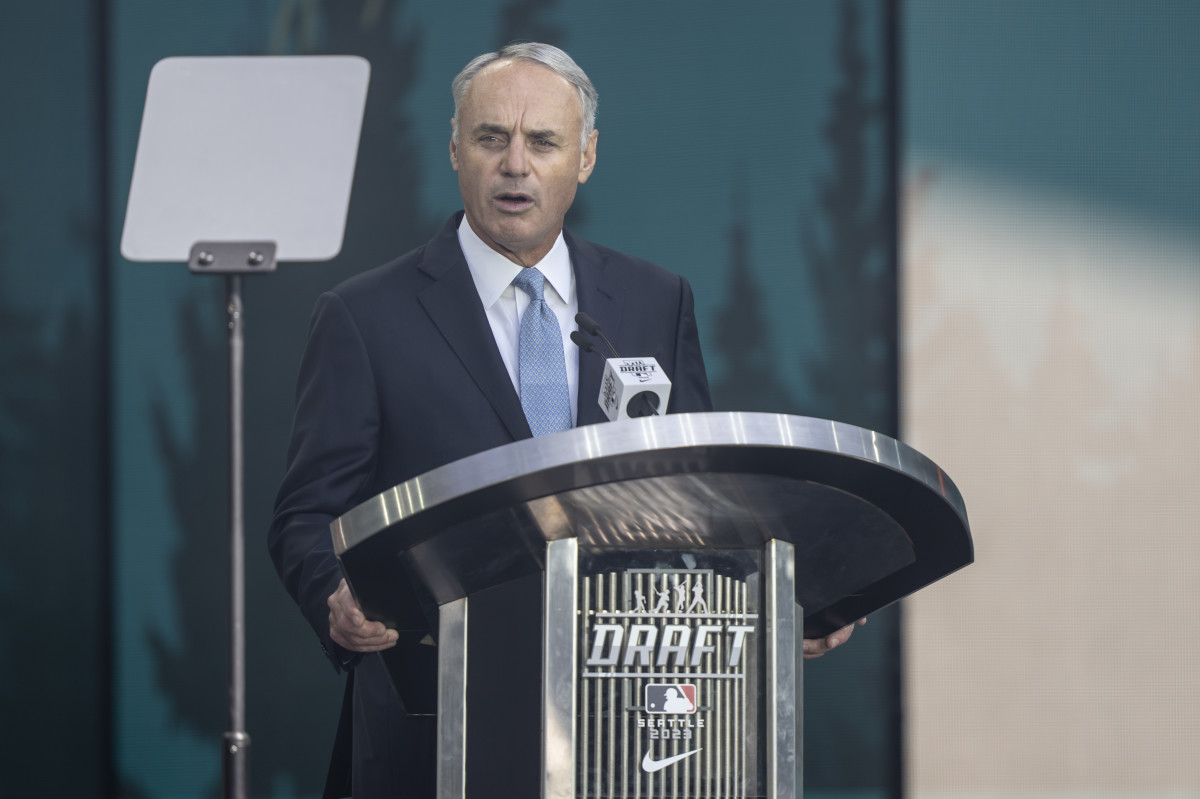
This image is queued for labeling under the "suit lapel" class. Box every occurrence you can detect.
[568,230,622,427]
[416,217,532,441]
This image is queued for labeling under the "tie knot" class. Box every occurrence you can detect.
[512,268,546,302]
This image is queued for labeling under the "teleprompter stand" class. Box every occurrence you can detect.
[120,55,371,799]
[332,412,973,798]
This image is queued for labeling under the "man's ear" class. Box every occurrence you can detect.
[449,120,459,171]
[578,128,599,184]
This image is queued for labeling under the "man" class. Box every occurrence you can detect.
[270,42,858,798]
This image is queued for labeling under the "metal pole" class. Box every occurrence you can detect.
[223,273,250,799]
[543,538,579,799]
[766,539,799,799]
[437,598,469,799]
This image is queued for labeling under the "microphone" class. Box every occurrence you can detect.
[572,313,671,421]
[570,330,605,363]
[575,312,620,359]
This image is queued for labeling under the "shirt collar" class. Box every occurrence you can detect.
[457,214,573,307]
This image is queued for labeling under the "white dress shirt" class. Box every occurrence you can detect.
[457,215,580,425]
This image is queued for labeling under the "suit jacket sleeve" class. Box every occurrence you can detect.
[268,291,380,671]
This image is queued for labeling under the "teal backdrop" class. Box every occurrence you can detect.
[0,1,898,797]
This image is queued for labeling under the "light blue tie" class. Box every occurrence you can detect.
[512,268,572,436]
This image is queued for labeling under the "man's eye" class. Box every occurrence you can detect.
[533,139,555,148]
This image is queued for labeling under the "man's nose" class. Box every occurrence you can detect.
[501,139,530,176]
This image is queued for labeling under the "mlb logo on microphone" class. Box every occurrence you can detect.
[619,359,656,382]
[645,683,697,714]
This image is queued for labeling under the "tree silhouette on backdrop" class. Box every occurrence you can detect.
[499,0,564,47]
[710,203,796,413]
[794,2,900,793]
[0,217,105,796]
[798,0,892,431]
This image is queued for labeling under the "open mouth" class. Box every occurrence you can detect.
[494,192,534,211]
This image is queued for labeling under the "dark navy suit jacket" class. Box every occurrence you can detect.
[269,213,713,797]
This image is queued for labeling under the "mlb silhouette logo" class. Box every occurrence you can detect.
[645,683,697,714]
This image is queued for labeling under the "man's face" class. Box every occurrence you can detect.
[450,59,598,266]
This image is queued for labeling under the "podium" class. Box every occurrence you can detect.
[331,412,972,798]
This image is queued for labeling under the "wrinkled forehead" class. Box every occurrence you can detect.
[460,60,584,133]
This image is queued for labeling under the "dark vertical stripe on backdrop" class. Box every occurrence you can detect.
[91,0,115,795]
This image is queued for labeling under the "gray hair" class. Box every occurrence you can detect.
[451,42,598,151]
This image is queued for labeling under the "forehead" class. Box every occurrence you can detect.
[460,60,583,131]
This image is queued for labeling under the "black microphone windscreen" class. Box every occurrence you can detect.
[575,311,620,359]
[569,330,596,353]
[575,311,602,336]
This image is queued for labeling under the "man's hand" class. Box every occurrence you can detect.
[327,578,399,652]
[803,618,866,660]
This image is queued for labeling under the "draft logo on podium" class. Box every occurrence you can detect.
[578,564,760,790]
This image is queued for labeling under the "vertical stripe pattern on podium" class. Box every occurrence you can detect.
[578,566,761,797]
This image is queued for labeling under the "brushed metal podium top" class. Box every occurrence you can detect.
[332,412,972,638]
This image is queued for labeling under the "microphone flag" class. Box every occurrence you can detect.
[599,357,672,421]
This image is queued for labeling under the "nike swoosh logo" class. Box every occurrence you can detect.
[641,747,702,773]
